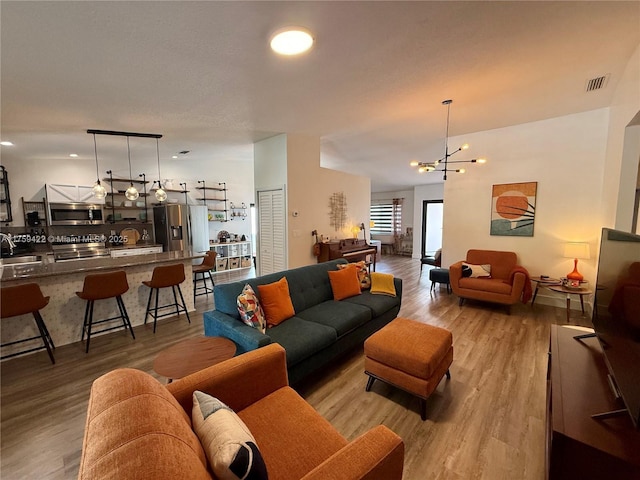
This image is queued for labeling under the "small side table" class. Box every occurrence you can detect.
[530,276,561,306]
[153,336,236,382]
[548,285,594,323]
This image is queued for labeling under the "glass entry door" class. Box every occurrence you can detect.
[421,200,443,258]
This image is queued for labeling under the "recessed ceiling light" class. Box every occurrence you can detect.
[172,155,178,159]
[0,141,14,146]
[270,27,314,56]
[69,153,78,158]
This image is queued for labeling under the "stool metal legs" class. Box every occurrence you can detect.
[193,271,214,298]
[81,296,135,353]
[144,284,191,333]
[1,312,56,364]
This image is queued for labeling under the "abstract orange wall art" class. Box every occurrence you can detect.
[490,182,537,236]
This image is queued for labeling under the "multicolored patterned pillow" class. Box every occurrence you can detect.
[237,284,266,333]
[337,260,371,289]
[192,391,268,480]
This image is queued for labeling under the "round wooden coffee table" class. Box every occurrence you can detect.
[548,285,594,323]
[153,336,236,382]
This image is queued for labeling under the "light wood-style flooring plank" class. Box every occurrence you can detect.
[1,256,590,479]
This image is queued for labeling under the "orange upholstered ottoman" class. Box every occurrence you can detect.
[364,317,453,420]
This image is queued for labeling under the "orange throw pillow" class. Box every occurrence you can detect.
[328,266,362,301]
[257,277,295,327]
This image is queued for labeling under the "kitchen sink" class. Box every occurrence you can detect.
[1,255,44,266]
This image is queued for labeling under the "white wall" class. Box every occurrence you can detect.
[254,134,288,190]
[255,134,371,270]
[442,108,609,307]
[603,43,640,230]
[288,135,371,268]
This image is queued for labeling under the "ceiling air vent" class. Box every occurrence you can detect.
[585,74,610,92]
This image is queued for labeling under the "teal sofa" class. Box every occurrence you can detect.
[203,259,402,384]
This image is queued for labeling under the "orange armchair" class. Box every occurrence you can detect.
[449,249,530,311]
[79,344,404,480]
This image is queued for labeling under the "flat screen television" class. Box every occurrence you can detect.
[591,227,640,428]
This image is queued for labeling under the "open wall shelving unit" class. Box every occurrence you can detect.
[197,181,228,222]
[103,176,151,225]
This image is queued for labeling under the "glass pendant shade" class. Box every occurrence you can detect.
[92,181,106,199]
[125,185,139,200]
[155,187,167,202]
[91,133,107,199]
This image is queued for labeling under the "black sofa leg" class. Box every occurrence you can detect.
[458,297,465,306]
[365,375,375,392]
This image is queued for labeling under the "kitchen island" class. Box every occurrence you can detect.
[1,250,204,357]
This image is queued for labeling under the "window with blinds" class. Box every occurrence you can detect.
[370,202,402,235]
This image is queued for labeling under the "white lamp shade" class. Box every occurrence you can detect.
[563,242,590,259]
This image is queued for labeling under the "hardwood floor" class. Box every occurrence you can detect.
[0,256,585,479]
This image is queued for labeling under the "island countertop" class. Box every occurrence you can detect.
[1,250,204,354]
[1,250,204,283]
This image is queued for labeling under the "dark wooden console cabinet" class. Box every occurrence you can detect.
[547,325,640,479]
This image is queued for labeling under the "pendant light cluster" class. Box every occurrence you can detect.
[410,99,487,180]
[87,129,165,201]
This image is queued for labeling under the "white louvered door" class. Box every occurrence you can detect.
[257,187,286,276]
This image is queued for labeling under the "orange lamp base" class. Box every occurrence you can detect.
[566,258,584,281]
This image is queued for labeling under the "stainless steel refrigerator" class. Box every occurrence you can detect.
[153,204,209,252]
[153,204,190,252]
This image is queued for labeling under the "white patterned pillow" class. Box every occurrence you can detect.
[192,391,268,480]
[237,284,266,333]
[462,262,492,278]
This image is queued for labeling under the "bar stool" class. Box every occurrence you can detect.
[143,263,190,333]
[1,283,55,364]
[193,251,217,298]
[76,270,135,353]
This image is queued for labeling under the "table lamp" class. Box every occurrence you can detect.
[564,242,590,281]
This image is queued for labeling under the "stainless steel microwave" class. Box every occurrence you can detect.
[48,202,105,226]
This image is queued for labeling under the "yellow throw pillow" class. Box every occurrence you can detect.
[328,266,362,301]
[370,272,396,297]
[257,277,295,327]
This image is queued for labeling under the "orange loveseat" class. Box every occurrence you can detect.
[449,249,529,310]
[78,343,404,480]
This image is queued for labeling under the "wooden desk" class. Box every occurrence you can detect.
[153,336,236,382]
[547,325,640,479]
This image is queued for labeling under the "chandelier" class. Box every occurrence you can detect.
[410,99,487,180]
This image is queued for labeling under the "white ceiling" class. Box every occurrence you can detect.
[1,1,639,192]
